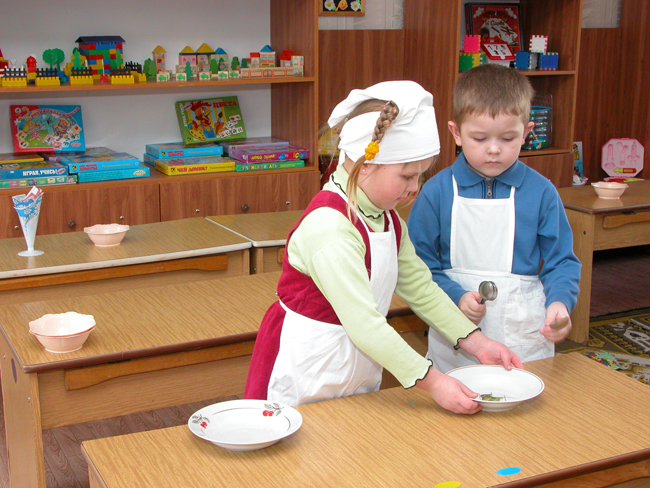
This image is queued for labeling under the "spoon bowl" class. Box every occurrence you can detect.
[478,281,498,304]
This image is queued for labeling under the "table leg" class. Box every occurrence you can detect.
[0,336,46,488]
[566,209,596,344]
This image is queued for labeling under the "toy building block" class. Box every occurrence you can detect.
[538,52,559,71]
[514,51,538,70]
[529,35,548,53]
[156,71,171,82]
[292,55,304,66]
[178,46,196,73]
[279,50,293,67]
[292,65,304,77]
[35,68,61,86]
[76,36,125,78]
[229,69,240,79]
[250,68,263,78]
[249,52,260,68]
[175,72,188,82]
[195,43,215,72]
[273,67,287,77]
[482,39,515,67]
[1,67,27,87]
[239,68,251,79]
[259,45,276,67]
[211,47,228,69]
[461,35,481,54]
[198,71,211,81]
[153,45,166,73]
[218,70,229,79]
[459,52,485,72]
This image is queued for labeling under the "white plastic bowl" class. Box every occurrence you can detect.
[591,181,628,199]
[84,223,130,247]
[29,312,96,353]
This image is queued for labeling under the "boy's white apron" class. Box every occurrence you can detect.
[267,184,398,406]
[427,176,552,373]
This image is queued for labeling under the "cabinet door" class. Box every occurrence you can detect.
[159,172,320,221]
[0,184,160,239]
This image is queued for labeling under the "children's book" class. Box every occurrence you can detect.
[229,145,310,163]
[174,96,246,146]
[145,142,223,159]
[75,166,150,183]
[10,104,86,153]
[235,160,305,172]
[0,175,78,189]
[220,137,289,154]
[466,3,522,51]
[0,161,68,179]
[0,153,44,164]
[58,152,142,172]
[143,154,235,176]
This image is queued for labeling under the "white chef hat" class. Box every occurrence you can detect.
[328,80,440,165]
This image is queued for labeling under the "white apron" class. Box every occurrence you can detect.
[267,183,399,405]
[426,176,552,373]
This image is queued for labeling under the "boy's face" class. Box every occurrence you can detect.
[448,113,534,178]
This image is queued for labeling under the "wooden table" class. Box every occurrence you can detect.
[558,180,650,343]
[0,218,252,290]
[208,210,302,274]
[80,353,650,488]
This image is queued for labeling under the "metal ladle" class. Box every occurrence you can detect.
[478,281,498,304]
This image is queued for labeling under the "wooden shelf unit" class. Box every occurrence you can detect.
[403,0,583,188]
[0,0,321,239]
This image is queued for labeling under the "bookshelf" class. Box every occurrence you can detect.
[0,0,321,239]
[403,0,583,187]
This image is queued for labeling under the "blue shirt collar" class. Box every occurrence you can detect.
[451,152,526,188]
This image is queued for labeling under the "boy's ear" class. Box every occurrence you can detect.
[523,121,535,142]
[448,121,463,146]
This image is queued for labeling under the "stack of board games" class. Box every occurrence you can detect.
[0,152,78,189]
[143,142,236,176]
[55,148,149,182]
[226,141,308,172]
[10,104,86,153]
[174,96,246,146]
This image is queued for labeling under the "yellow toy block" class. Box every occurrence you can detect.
[132,72,147,83]
[110,75,135,84]
[35,77,61,87]
[70,76,94,86]
[1,77,28,87]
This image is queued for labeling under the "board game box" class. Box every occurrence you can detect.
[220,137,289,154]
[174,96,246,146]
[75,166,150,183]
[58,152,142,172]
[465,3,522,51]
[229,145,309,163]
[235,160,305,172]
[143,154,235,176]
[0,161,68,180]
[10,104,86,153]
[145,142,223,159]
[0,153,44,164]
[0,175,77,189]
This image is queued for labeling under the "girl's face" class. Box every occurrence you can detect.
[357,157,434,210]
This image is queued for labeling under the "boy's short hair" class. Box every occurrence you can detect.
[452,64,534,126]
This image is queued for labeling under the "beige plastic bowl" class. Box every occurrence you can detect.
[591,181,628,199]
[29,312,96,353]
[84,223,130,246]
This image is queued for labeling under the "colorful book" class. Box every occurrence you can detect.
[219,137,289,154]
[465,3,522,51]
[0,153,44,164]
[235,160,305,172]
[10,104,86,153]
[58,152,142,172]
[0,161,68,179]
[145,142,223,159]
[0,175,78,189]
[75,166,150,182]
[144,154,236,176]
[229,145,309,163]
[175,96,246,146]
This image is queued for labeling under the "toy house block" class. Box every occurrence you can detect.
[292,65,304,77]
[195,43,215,72]
[249,53,260,68]
[153,45,166,73]
[259,45,275,67]
[538,52,559,70]
[292,55,304,67]
[459,52,485,72]
[279,50,293,67]
[239,68,251,79]
[198,71,211,81]
[529,35,548,53]
[514,51,538,70]
[211,47,229,69]
[461,35,481,54]
[178,46,197,69]
[156,71,171,82]
[75,36,125,76]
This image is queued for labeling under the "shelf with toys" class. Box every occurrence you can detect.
[404,0,582,188]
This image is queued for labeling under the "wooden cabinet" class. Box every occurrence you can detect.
[0,182,160,239]
[0,0,321,238]
[403,0,582,187]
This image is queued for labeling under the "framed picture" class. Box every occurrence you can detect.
[319,0,365,16]
[465,3,522,51]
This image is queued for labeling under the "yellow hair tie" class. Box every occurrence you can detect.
[365,141,379,161]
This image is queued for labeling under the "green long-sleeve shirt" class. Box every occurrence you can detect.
[286,165,477,387]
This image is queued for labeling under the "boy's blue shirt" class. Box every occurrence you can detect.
[408,152,581,312]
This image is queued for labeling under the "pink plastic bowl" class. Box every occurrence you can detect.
[29,312,96,353]
[84,223,130,247]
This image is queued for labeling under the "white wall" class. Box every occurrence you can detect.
[0,0,272,158]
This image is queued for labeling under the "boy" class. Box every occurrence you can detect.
[408,64,581,373]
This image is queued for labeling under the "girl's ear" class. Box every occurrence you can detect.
[448,121,463,146]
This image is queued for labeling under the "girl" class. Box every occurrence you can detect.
[244,81,522,414]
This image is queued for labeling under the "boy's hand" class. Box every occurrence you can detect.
[458,291,486,325]
[416,366,482,414]
[457,330,524,370]
[541,301,572,342]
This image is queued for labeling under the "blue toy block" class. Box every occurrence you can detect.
[514,51,538,70]
[538,52,559,71]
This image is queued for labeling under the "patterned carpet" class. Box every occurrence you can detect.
[557,308,650,386]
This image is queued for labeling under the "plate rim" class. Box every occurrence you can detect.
[445,364,545,403]
[188,399,303,447]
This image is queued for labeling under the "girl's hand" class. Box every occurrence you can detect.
[458,291,486,325]
[458,330,523,370]
[416,367,482,414]
[541,301,572,342]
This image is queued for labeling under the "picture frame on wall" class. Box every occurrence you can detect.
[465,3,522,51]
[319,0,365,16]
